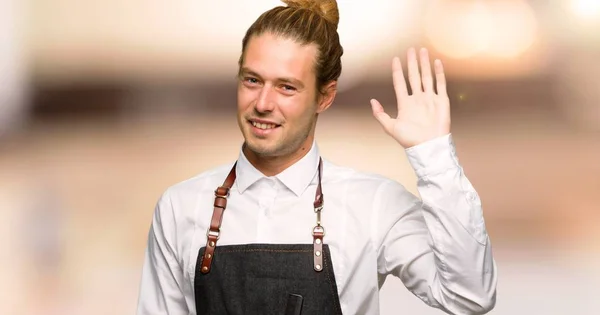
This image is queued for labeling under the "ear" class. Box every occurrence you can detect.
[316,80,337,114]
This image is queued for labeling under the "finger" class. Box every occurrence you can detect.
[420,48,434,93]
[406,47,422,94]
[370,99,393,134]
[434,59,447,96]
[392,56,408,99]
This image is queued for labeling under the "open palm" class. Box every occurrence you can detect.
[370,47,451,148]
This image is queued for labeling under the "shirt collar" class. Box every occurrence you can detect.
[235,141,320,196]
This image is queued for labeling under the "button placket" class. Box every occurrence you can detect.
[257,179,278,242]
[259,180,277,215]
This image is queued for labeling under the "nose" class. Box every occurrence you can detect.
[255,85,275,113]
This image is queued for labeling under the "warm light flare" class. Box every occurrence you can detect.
[425,0,537,59]
[571,0,600,19]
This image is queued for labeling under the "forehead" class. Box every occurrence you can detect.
[242,32,318,81]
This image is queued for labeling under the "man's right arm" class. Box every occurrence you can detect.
[137,191,189,315]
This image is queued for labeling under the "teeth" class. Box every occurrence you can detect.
[252,121,277,130]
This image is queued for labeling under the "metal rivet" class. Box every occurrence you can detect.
[206,254,212,259]
[209,241,215,247]
[202,266,208,272]
[315,264,321,270]
[315,251,321,257]
[315,239,322,244]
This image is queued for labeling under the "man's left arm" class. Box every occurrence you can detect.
[369,47,498,314]
[374,133,497,314]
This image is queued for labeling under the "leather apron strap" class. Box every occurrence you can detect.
[199,158,325,274]
[199,162,237,274]
[312,158,325,271]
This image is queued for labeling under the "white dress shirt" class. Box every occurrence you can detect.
[136,134,497,315]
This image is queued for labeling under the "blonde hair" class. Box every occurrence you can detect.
[238,0,343,94]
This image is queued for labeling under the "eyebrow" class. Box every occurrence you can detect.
[239,67,305,89]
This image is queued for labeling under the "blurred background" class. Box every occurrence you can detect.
[1,0,599,314]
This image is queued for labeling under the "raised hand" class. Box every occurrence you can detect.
[370,47,451,148]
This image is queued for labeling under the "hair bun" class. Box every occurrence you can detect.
[282,0,339,28]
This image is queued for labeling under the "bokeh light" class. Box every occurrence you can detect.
[424,0,537,59]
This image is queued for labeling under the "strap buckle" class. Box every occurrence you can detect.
[214,187,230,199]
[312,225,325,236]
[206,228,220,240]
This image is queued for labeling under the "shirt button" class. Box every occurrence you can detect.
[467,192,477,201]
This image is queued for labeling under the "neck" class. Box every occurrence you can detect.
[243,140,314,177]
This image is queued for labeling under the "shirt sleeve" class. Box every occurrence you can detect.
[375,134,497,314]
[137,190,190,315]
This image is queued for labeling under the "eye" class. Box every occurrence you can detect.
[244,77,259,84]
[281,84,296,92]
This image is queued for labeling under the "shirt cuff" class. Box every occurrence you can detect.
[404,134,459,178]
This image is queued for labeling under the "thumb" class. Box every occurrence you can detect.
[370,99,393,134]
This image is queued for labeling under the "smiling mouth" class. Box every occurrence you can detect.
[250,120,280,130]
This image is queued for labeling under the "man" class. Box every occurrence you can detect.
[137,1,497,314]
